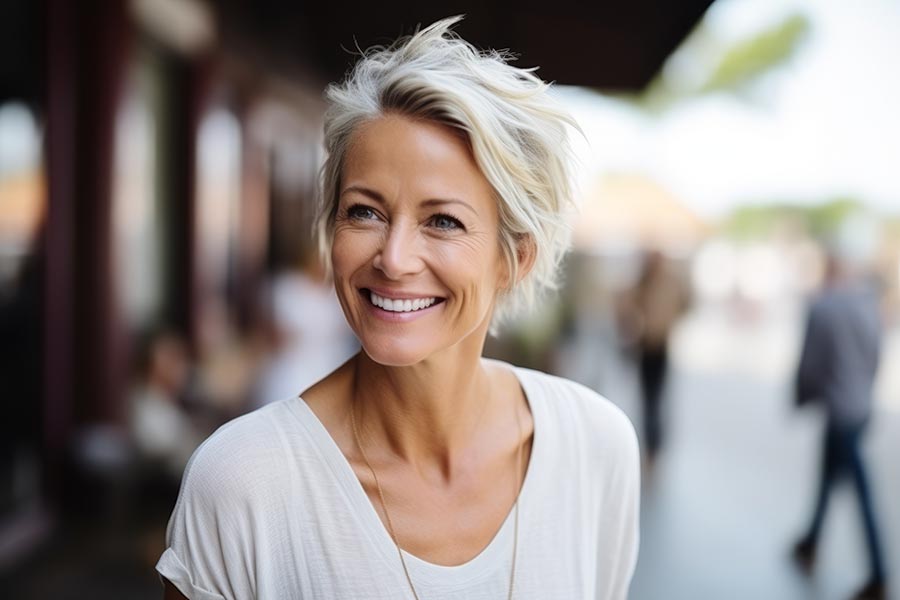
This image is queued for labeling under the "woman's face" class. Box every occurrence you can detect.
[332,114,506,366]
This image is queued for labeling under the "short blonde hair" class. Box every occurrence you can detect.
[315,16,579,326]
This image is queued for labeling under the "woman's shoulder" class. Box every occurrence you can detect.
[509,363,638,454]
[196,399,297,455]
[510,363,623,414]
[178,400,305,501]
[160,400,316,597]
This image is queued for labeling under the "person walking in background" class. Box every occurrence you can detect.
[251,247,358,407]
[619,249,690,465]
[792,250,888,600]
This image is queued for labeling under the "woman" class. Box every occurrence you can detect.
[158,17,639,599]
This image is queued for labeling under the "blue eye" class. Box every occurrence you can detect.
[431,213,463,231]
[347,204,378,221]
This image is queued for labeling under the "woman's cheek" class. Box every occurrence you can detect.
[332,228,362,267]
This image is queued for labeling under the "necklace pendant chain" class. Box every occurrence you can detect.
[350,398,525,600]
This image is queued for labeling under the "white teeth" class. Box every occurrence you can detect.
[368,291,437,312]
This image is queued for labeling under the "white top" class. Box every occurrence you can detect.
[157,365,640,600]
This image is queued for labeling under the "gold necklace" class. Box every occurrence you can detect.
[350,398,524,600]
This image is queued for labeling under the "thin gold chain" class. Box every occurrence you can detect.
[350,398,524,600]
[350,404,420,599]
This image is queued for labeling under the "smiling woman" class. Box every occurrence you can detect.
[331,115,506,367]
[157,16,639,600]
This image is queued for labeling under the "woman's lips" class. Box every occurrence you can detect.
[359,288,445,320]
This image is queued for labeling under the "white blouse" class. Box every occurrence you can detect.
[157,365,640,599]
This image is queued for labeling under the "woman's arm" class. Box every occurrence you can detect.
[163,579,189,600]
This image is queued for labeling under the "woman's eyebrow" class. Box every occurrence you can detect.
[342,186,476,216]
[340,185,385,204]
[421,198,477,216]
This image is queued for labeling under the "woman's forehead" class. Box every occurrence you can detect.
[341,115,494,208]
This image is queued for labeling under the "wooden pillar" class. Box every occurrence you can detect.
[44,0,131,473]
[157,53,212,354]
[44,0,78,472]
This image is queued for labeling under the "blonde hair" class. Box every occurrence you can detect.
[315,16,579,326]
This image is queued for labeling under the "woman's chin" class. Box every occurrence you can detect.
[358,340,425,367]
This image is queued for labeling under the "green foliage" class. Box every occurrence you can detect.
[724,198,865,240]
[725,203,803,239]
[807,198,864,237]
[701,14,810,94]
[638,12,811,112]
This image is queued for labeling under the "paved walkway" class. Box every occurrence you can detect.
[566,302,900,600]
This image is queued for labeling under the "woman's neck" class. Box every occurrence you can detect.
[350,350,500,480]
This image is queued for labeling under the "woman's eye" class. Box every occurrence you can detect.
[430,213,463,231]
[347,205,378,221]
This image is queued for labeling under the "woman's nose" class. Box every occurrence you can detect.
[372,224,424,279]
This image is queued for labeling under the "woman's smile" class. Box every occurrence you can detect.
[361,288,446,321]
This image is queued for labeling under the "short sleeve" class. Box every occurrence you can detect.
[156,547,227,600]
[562,377,640,600]
[155,431,257,600]
[595,417,640,600]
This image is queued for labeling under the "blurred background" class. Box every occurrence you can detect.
[1,0,898,598]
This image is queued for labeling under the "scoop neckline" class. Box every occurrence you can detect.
[287,363,544,588]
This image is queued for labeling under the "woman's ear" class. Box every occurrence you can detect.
[514,234,537,286]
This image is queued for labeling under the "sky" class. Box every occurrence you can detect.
[558,0,900,220]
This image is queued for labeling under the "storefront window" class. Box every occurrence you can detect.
[196,107,241,300]
[112,53,162,328]
[0,101,44,290]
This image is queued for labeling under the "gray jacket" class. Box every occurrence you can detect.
[795,282,882,427]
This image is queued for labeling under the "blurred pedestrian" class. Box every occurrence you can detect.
[619,249,690,464]
[129,329,200,480]
[792,251,888,600]
[251,248,358,407]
